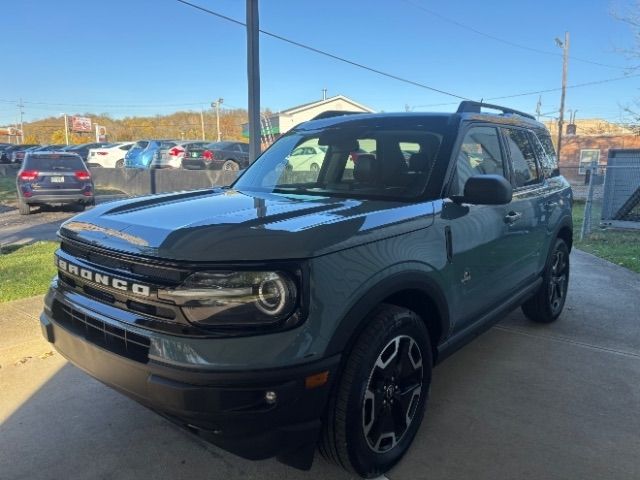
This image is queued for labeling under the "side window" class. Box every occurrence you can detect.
[235,144,244,152]
[533,131,558,177]
[454,126,506,195]
[503,128,540,187]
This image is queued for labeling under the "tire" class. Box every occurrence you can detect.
[74,203,86,212]
[320,304,432,478]
[17,197,31,215]
[222,160,239,171]
[310,163,320,172]
[115,159,124,168]
[522,238,570,323]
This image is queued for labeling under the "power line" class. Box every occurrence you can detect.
[401,0,635,71]
[174,0,469,100]
[411,72,640,109]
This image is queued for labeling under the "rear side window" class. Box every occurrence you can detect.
[533,131,558,177]
[119,144,133,151]
[454,126,506,195]
[134,141,149,149]
[502,128,540,187]
[24,155,85,171]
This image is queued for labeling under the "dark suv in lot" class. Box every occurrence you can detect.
[40,102,572,478]
[16,152,94,215]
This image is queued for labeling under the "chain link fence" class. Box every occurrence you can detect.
[562,162,640,239]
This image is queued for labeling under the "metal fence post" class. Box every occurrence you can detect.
[580,160,597,241]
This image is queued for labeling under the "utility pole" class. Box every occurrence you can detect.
[247,0,261,162]
[322,88,327,100]
[200,109,206,140]
[556,31,569,157]
[18,98,24,144]
[535,95,542,121]
[211,98,224,142]
[63,113,69,145]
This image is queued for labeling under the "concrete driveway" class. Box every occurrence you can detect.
[1,250,639,480]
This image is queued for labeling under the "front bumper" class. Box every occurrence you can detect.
[40,297,339,469]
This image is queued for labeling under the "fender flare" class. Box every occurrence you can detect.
[324,270,451,358]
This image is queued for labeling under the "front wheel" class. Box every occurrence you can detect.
[522,238,570,323]
[320,304,432,478]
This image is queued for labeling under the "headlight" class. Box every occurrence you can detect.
[158,271,298,328]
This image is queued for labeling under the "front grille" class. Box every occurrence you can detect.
[53,301,150,363]
[60,240,186,283]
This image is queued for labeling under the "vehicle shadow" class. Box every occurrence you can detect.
[0,363,355,480]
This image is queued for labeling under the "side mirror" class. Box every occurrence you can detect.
[453,174,512,205]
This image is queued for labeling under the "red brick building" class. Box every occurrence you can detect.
[558,134,640,184]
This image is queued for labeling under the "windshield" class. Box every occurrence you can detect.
[234,120,447,200]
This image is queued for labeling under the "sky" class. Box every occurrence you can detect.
[1,0,639,124]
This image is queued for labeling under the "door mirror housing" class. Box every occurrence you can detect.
[453,174,513,205]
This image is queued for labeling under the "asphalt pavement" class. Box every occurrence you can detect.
[1,250,639,480]
[0,195,126,246]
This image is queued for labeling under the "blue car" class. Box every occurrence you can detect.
[124,140,177,168]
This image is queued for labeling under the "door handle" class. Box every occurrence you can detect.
[504,211,522,224]
[545,201,558,209]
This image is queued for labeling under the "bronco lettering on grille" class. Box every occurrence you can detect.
[56,256,151,297]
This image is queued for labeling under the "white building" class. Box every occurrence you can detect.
[243,95,375,145]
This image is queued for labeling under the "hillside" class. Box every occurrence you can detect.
[19,109,249,145]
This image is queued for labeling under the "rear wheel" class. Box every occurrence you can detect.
[522,238,570,323]
[222,160,239,171]
[320,304,432,478]
[310,163,320,172]
[115,159,124,168]
[17,196,31,215]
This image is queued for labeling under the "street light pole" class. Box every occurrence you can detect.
[200,109,206,140]
[246,0,261,162]
[556,31,569,157]
[63,113,69,145]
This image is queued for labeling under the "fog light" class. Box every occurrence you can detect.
[265,391,277,404]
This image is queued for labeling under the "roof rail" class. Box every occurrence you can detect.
[311,110,365,121]
[457,101,536,120]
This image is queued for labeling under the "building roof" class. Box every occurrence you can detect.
[279,95,375,115]
[545,118,637,137]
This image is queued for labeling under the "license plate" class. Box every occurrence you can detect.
[50,176,65,183]
[191,152,199,157]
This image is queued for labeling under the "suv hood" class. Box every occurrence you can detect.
[59,188,435,262]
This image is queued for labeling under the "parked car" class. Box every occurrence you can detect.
[15,151,94,215]
[62,142,113,162]
[30,144,67,152]
[150,141,211,169]
[41,102,572,478]
[181,141,250,171]
[124,140,177,168]
[87,142,134,168]
[286,145,327,172]
[8,144,41,164]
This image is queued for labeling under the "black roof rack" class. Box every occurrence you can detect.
[457,101,536,120]
[311,110,366,121]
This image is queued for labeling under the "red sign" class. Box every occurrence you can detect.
[71,116,92,132]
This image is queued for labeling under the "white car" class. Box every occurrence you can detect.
[87,142,135,168]
[151,141,210,169]
[286,145,327,172]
